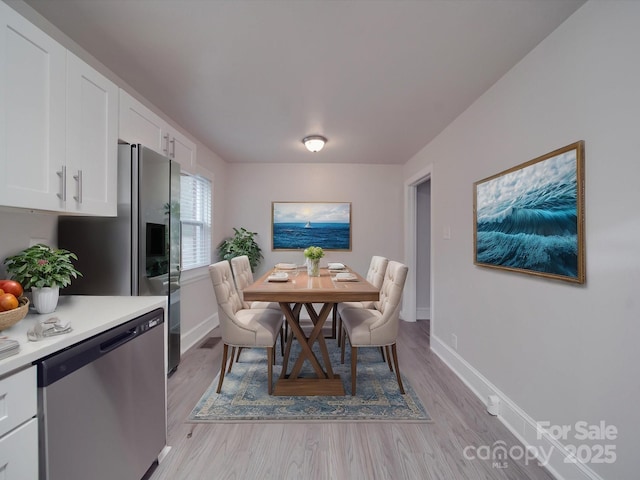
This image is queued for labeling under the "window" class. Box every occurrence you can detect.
[180,173,212,270]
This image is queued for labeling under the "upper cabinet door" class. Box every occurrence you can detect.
[0,3,66,210]
[165,126,197,173]
[119,89,165,154]
[66,52,118,216]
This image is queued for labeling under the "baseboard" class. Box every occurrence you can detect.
[181,313,218,354]
[431,335,603,480]
[416,307,431,320]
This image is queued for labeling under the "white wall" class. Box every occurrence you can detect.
[223,163,404,278]
[403,1,640,478]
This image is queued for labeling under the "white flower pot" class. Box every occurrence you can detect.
[31,286,60,314]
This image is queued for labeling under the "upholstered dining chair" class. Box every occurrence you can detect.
[339,260,408,396]
[230,255,285,356]
[209,260,284,394]
[336,255,388,346]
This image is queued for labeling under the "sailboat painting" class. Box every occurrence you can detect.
[473,141,585,283]
[272,202,352,250]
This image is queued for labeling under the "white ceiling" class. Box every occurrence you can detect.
[23,0,585,165]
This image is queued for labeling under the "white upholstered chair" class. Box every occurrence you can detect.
[336,255,388,345]
[340,260,408,396]
[209,260,284,394]
[230,255,285,356]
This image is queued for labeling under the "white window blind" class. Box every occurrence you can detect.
[180,173,212,270]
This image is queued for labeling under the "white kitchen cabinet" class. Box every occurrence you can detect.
[119,89,197,172]
[164,125,197,173]
[119,89,166,153]
[0,1,66,211]
[66,52,118,216]
[0,4,118,215]
[0,366,38,480]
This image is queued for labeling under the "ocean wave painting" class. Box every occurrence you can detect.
[272,202,351,250]
[474,142,585,282]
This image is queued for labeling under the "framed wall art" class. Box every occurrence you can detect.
[473,141,585,283]
[272,202,352,251]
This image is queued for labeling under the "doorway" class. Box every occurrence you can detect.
[403,165,432,332]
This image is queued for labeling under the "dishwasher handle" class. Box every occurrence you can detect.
[100,327,137,354]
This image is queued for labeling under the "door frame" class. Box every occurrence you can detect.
[403,164,433,324]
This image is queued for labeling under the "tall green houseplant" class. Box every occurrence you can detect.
[217,227,263,272]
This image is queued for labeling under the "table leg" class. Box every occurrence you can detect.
[273,301,345,396]
[303,303,335,378]
[280,303,326,379]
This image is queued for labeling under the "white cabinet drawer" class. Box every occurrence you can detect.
[0,366,37,438]
[0,418,38,480]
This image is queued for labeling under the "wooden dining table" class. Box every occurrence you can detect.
[243,265,379,396]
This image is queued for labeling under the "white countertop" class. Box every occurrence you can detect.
[0,295,167,377]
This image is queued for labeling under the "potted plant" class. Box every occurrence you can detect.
[303,246,324,277]
[3,244,82,314]
[216,227,263,272]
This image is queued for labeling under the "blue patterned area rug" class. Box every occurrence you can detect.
[189,338,431,423]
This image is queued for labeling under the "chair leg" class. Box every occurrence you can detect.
[331,305,338,339]
[341,327,347,364]
[351,346,358,396]
[385,345,393,371]
[216,343,229,393]
[227,347,236,373]
[379,346,386,361]
[390,343,405,394]
[267,346,274,395]
[280,325,285,356]
[337,314,342,347]
[236,347,243,362]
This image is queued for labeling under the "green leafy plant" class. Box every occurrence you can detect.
[217,227,263,272]
[303,246,325,260]
[3,244,82,289]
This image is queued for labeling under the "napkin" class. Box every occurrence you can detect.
[335,272,357,281]
[328,262,345,270]
[27,317,72,341]
[275,263,297,270]
[267,272,289,282]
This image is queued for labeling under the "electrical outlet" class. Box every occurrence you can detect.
[451,334,458,350]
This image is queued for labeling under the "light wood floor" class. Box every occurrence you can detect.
[147,320,554,480]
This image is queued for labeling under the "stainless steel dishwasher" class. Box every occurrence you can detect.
[37,308,166,480]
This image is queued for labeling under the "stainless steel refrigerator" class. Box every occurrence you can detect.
[58,144,181,373]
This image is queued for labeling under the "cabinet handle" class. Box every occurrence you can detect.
[170,138,176,158]
[57,166,66,201]
[163,134,170,155]
[73,170,83,204]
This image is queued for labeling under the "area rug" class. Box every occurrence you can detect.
[189,337,431,423]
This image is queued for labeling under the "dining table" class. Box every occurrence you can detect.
[243,264,379,396]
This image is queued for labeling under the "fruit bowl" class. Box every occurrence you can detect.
[0,297,29,331]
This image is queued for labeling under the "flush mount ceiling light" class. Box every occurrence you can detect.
[302,135,327,153]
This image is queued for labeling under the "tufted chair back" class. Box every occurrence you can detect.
[363,256,388,309]
[370,261,408,343]
[230,255,254,309]
[209,260,247,341]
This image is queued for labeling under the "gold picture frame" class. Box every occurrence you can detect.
[473,141,585,283]
[271,202,352,251]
